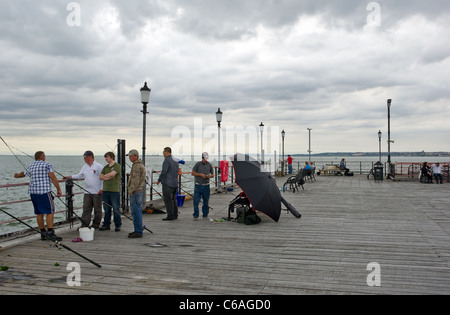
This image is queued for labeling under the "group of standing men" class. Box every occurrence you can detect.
[14,147,215,241]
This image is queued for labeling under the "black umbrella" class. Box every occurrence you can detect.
[231,153,282,222]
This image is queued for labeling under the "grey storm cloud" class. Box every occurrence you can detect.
[0,0,449,155]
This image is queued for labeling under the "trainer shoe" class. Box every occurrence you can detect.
[128,232,142,238]
[46,229,63,242]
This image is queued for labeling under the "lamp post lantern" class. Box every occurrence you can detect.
[216,108,223,190]
[259,122,265,165]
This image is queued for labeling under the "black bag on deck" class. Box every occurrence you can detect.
[244,208,261,225]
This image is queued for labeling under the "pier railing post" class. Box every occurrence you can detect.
[117,139,126,213]
[65,179,74,223]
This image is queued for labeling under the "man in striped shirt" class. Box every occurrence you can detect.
[14,151,63,241]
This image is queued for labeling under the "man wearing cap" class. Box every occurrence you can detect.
[127,149,146,238]
[156,147,179,221]
[64,151,104,229]
[191,152,214,220]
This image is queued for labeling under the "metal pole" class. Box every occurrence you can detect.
[218,121,221,190]
[141,102,149,206]
[387,99,392,179]
[282,132,285,176]
[260,131,264,165]
[378,131,382,163]
[141,103,148,166]
[307,128,312,164]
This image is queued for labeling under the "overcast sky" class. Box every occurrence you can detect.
[1,0,449,157]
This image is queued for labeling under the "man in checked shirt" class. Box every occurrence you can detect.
[14,151,63,241]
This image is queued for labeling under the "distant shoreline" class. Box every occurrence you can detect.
[291,152,450,157]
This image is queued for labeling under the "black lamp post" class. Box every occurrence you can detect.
[216,108,223,190]
[140,82,151,166]
[387,99,392,179]
[378,130,382,163]
[140,82,151,206]
[281,130,285,176]
[259,122,265,165]
[307,128,312,164]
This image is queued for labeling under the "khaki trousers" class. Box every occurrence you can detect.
[81,194,103,228]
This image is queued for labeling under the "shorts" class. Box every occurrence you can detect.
[30,192,55,215]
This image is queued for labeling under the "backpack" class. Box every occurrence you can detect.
[244,208,261,225]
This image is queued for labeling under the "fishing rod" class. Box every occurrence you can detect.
[0,207,102,268]
[0,136,28,170]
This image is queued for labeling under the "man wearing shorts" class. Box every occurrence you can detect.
[14,151,63,241]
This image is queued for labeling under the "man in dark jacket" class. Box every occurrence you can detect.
[157,147,179,221]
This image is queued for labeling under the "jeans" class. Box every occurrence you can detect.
[162,184,178,219]
[434,173,443,183]
[193,184,210,218]
[130,193,143,235]
[288,164,293,174]
[102,191,122,228]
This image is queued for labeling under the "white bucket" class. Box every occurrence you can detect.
[79,228,94,242]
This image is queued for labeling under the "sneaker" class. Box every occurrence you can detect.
[46,230,63,242]
[193,217,198,221]
[115,227,121,232]
[128,232,143,239]
[99,226,110,231]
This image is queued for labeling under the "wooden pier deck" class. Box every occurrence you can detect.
[1,175,449,295]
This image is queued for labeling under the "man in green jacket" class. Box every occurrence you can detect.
[126,149,146,238]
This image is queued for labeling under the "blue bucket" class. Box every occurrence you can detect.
[177,194,186,207]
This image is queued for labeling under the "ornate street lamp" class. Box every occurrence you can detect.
[140,82,151,205]
[281,130,285,176]
[307,128,312,164]
[216,108,223,190]
[140,82,151,166]
[259,122,264,165]
[378,130,382,163]
[387,99,392,179]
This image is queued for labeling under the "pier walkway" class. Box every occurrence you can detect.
[1,175,449,295]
